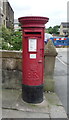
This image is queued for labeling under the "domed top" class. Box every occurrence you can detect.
[18,16,49,28]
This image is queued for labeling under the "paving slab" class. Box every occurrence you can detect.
[50,105,67,118]
[45,92,63,106]
[2,109,10,118]
[13,94,49,114]
[2,89,68,119]
[2,89,21,108]
[45,92,68,118]
[2,109,50,118]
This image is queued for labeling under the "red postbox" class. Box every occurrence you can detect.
[18,16,49,103]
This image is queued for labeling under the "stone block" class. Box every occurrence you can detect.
[16,59,22,71]
[44,76,54,92]
[44,56,56,75]
[2,70,22,89]
[2,58,17,70]
[2,50,22,59]
[44,40,58,92]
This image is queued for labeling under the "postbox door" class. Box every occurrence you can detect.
[23,30,44,86]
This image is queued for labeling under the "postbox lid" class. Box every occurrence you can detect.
[18,16,49,28]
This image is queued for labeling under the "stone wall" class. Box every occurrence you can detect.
[1,50,22,89]
[1,42,58,91]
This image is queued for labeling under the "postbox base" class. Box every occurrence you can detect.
[22,84,43,103]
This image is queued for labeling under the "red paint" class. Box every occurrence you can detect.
[54,38,56,40]
[18,16,49,86]
[64,38,66,40]
[59,38,61,40]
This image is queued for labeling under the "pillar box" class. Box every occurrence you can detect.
[18,16,49,103]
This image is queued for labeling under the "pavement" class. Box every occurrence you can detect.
[54,48,68,115]
[56,48,67,65]
[54,48,67,112]
[1,89,68,119]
